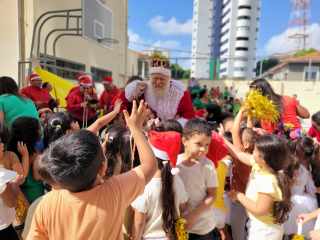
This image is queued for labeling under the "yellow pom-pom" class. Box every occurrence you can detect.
[175,218,188,240]
[15,194,27,217]
[292,234,308,240]
[242,90,280,124]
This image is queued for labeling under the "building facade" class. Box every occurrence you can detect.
[191,0,261,80]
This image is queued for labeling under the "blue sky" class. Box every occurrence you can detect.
[128,0,320,70]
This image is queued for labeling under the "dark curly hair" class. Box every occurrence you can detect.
[44,111,75,149]
[103,124,128,178]
[240,128,260,154]
[256,135,291,224]
[156,158,178,240]
[182,118,211,141]
[163,119,182,134]
[7,117,40,161]
[0,122,9,148]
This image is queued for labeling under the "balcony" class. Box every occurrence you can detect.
[239,0,252,6]
[235,50,249,57]
[255,32,259,40]
[236,29,250,38]
[235,40,249,48]
[237,19,251,27]
[234,70,247,78]
[238,8,251,17]
[234,60,248,68]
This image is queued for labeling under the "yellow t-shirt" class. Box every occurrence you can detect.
[245,156,282,226]
[212,161,227,212]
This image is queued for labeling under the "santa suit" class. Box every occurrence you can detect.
[100,86,120,110]
[119,80,195,126]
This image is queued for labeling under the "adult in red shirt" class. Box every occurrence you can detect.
[99,76,119,112]
[65,74,96,101]
[308,111,320,141]
[20,74,59,109]
[249,79,310,133]
[66,78,99,128]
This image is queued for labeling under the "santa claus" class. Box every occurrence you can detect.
[119,58,195,126]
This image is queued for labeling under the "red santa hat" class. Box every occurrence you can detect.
[205,132,228,168]
[149,131,181,175]
[149,56,171,77]
[76,74,86,81]
[29,74,41,81]
[103,76,114,84]
[80,77,92,86]
[195,109,204,119]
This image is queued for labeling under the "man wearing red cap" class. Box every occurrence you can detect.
[66,78,99,128]
[65,74,96,101]
[20,74,60,108]
[100,76,119,112]
[118,58,195,127]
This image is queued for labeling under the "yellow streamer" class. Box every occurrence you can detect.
[292,234,308,240]
[175,218,188,240]
[242,90,280,124]
[15,194,27,217]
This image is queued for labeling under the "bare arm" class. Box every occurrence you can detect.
[30,151,42,181]
[1,175,25,208]
[0,110,4,123]
[223,136,251,166]
[132,208,146,240]
[179,202,187,214]
[231,108,246,148]
[247,116,254,128]
[123,100,157,185]
[12,141,30,177]
[296,104,310,119]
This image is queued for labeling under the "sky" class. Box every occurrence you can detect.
[128,0,320,70]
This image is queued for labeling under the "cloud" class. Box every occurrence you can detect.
[181,59,191,70]
[152,40,181,49]
[148,16,193,35]
[264,23,320,56]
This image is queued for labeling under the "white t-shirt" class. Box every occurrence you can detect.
[131,175,189,238]
[229,89,234,97]
[0,168,17,230]
[189,80,197,87]
[176,155,219,235]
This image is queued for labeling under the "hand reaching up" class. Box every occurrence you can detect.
[113,98,123,114]
[123,100,149,130]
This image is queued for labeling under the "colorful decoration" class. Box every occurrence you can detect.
[292,234,306,240]
[278,123,294,133]
[290,128,307,139]
[242,90,280,124]
[148,118,162,128]
[175,218,188,240]
[15,194,27,217]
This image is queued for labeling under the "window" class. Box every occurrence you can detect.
[221,38,229,46]
[91,67,112,83]
[221,9,230,18]
[221,29,229,37]
[304,67,319,81]
[221,48,228,55]
[194,11,197,15]
[221,19,230,28]
[221,68,227,73]
[236,37,249,41]
[237,26,250,31]
[234,67,247,72]
[223,0,231,8]
[235,58,248,62]
[238,6,251,10]
[221,59,228,64]
[236,47,248,51]
[238,16,251,20]
[194,28,196,32]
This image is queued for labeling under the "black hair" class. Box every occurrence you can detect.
[256,135,291,224]
[224,131,233,144]
[182,118,211,140]
[42,82,49,89]
[0,76,29,104]
[199,89,207,99]
[125,76,143,87]
[312,111,320,126]
[37,130,105,192]
[205,104,222,124]
[120,131,142,173]
[208,122,219,133]
[222,117,235,130]
[103,125,128,179]
[7,117,39,160]
[104,110,122,125]
[163,119,182,134]
[0,122,9,148]
[241,118,262,128]
[241,128,260,154]
[221,111,235,123]
[44,111,76,149]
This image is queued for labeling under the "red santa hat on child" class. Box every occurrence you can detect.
[205,132,228,168]
[149,56,171,77]
[149,131,181,175]
[103,76,114,84]
[76,74,86,81]
[195,109,204,119]
[29,74,41,81]
[80,77,92,86]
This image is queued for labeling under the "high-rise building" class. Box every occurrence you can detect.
[191,0,261,80]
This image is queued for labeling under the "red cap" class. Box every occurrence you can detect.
[76,74,85,81]
[80,77,92,86]
[30,74,41,81]
[195,109,204,118]
[149,131,181,175]
[103,76,113,84]
[205,132,228,168]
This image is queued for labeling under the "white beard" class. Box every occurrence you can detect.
[149,81,170,99]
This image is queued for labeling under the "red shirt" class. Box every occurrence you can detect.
[99,87,120,110]
[65,85,96,101]
[213,89,217,97]
[20,85,56,108]
[309,126,320,141]
[66,89,98,121]
[261,95,301,134]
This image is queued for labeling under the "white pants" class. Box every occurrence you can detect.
[212,206,226,229]
[247,219,283,240]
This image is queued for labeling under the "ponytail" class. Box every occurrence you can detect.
[310,142,320,180]
[158,159,178,240]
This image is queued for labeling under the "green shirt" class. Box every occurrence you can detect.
[233,103,242,115]
[224,90,229,98]
[191,89,199,94]
[0,94,39,129]
[193,98,213,110]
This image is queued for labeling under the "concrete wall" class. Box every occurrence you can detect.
[288,62,320,81]
[179,79,320,121]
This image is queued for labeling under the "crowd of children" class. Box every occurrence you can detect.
[3,80,320,240]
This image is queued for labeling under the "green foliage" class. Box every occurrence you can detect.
[170,63,185,78]
[255,58,279,76]
[293,48,318,57]
[183,69,191,79]
[150,52,170,65]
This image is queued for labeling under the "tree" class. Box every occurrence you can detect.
[255,58,279,76]
[150,52,170,65]
[183,69,190,79]
[293,48,318,57]
[170,63,185,78]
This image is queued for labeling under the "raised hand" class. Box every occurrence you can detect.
[123,100,149,129]
[17,141,28,157]
[113,99,123,114]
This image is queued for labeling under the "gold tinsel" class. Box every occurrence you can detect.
[292,234,308,240]
[242,90,280,124]
[15,194,27,217]
[175,218,188,240]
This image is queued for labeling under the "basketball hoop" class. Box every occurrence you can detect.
[98,38,119,44]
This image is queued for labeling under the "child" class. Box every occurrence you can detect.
[177,118,218,239]
[309,111,320,142]
[225,134,291,240]
[297,208,320,238]
[203,104,222,124]
[131,131,189,240]
[38,111,48,132]
[0,168,25,240]
[26,100,158,240]
[222,117,235,132]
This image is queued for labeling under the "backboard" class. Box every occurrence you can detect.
[82,0,113,50]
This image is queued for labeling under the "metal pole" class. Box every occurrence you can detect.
[175,58,178,78]
[259,58,263,77]
[308,57,312,81]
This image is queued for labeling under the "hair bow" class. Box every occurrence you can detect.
[290,128,307,139]
[207,121,217,124]
[148,118,161,128]
[56,125,61,129]
[278,123,294,133]
[252,127,267,136]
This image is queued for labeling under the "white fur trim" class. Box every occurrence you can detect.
[103,81,111,84]
[151,145,169,160]
[171,168,180,176]
[149,67,171,77]
[80,83,92,86]
[124,80,146,102]
[177,118,189,127]
[31,76,41,81]
[78,76,85,80]
[145,80,187,122]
